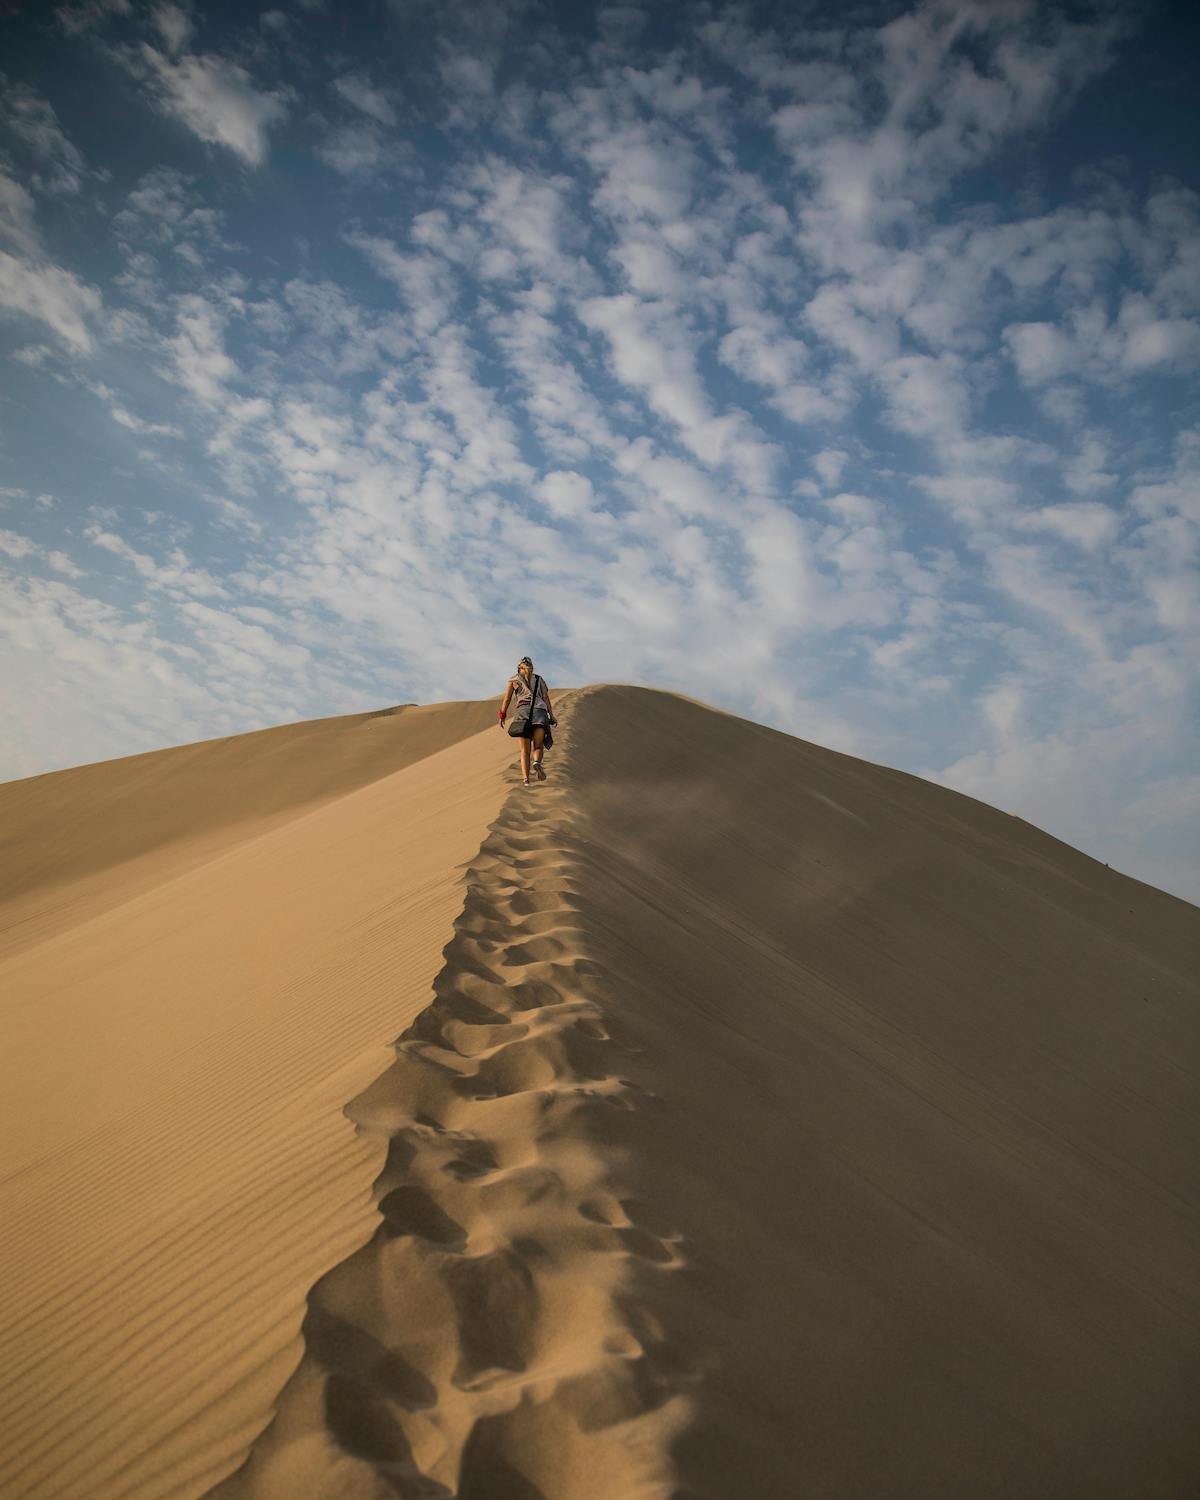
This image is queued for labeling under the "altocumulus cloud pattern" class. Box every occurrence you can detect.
[0,0,1198,902]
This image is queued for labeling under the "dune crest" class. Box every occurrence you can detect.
[214,685,1200,1499]
[211,697,691,1499]
[3,686,1198,1498]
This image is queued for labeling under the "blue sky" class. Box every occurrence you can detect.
[1,0,1198,903]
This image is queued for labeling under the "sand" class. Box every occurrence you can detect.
[2,685,1198,1498]
[0,698,507,1498]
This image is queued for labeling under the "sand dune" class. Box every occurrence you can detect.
[0,699,497,958]
[3,686,1198,1498]
[0,699,510,1499]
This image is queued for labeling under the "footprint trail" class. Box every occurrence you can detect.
[209,702,694,1500]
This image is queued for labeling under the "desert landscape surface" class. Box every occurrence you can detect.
[1,685,1198,1499]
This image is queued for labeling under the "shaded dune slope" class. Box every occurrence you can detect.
[216,685,1200,1499]
[0,701,511,1500]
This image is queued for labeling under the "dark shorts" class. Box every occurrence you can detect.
[518,709,553,746]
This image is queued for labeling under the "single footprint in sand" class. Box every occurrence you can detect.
[379,1185,466,1247]
[445,1249,540,1387]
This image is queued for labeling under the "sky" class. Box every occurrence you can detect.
[1,0,1198,904]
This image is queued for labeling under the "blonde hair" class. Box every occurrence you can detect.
[517,656,533,682]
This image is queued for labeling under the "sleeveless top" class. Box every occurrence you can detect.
[510,674,549,710]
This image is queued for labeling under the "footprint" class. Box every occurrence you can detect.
[620,1197,683,1240]
[507,911,587,938]
[407,1003,517,1055]
[323,1373,418,1467]
[508,890,580,916]
[503,937,568,966]
[302,1303,437,1411]
[556,1355,668,1431]
[478,1165,565,1217]
[457,1414,550,1500]
[440,1136,498,1180]
[614,1226,675,1264]
[465,1037,563,1098]
[434,943,503,987]
[506,979,564,1012]
[379,1185,466,1247]
[577,1194,626,1227]
[446,1249,540,1385]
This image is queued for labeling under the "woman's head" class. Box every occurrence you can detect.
[518,655,533,682]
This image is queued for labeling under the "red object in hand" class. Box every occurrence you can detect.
[498,710,506,724]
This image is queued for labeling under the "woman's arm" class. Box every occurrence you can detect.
[499,680,514,723]
[543,684,556,724]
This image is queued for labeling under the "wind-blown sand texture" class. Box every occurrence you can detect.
[2,685,1198,1498]
[0,700,505,1498]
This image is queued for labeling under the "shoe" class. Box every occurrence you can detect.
[535,762,546,781]
[522,776,530,786]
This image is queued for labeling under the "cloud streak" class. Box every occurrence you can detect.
[135,45,289,165]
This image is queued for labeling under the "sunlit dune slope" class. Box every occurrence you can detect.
[0,698,514,1500]
[217,684,1199,1500]
[0,698,497,956]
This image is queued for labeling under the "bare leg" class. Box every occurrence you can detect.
[519,734,531,783]
[532,725,545,767]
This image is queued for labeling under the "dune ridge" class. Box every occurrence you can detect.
[211,694,692,1499]
[215,684,1198,1499]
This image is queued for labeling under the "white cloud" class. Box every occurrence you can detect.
[153,2,193,55]
[464,159,577,285]
[1016,502,1119,552]
[579,292,715,456]
[742,503,822,632]
[86,524,229,599]
[54,0,131,36]
[0,564,312,779]
[813,449,848,488]
[112,403,182,439]
[0,80,87,194]
[987,541,1109,654]
[490,294,620,461]
[0,250,100,352]
[138,46,289,166]
[617,446,722,521]
[439,52,495,110]
[111,168,226,299]
[877,352,968,442]
[349,232,458,333]
[316,122,389,177]
[589,127,697,225]
[1007,318,1088,385]
[0,171,39,256]
[718,319,846,426]
[806,281,900,367]
[0,529,37,559]
[537,470,596,520]
[1120,312,1200,372]
[168,295,238,404]
[332,72,396,126]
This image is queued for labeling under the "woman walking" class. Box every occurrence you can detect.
[499,657,557,786]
